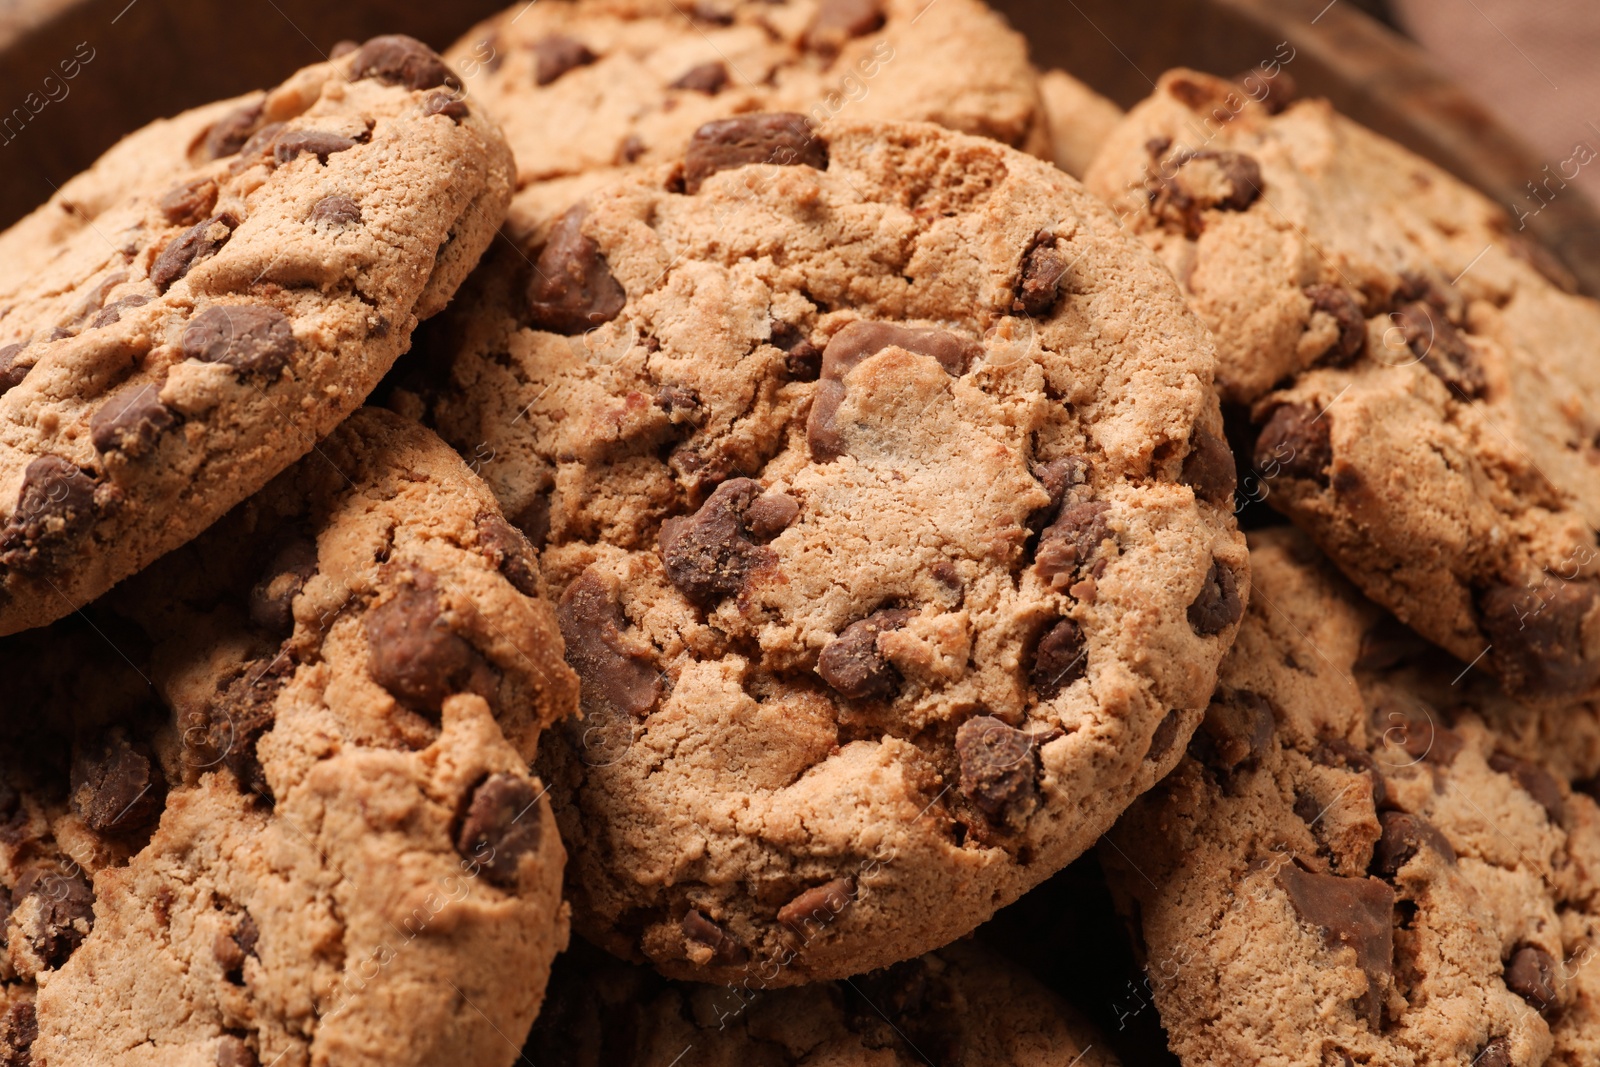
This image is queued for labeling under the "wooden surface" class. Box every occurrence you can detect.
[0,0,1594,294]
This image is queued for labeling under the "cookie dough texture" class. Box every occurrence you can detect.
[1086,68,1600,703]
[418,118,1246,983]
[0,35,514,636]
[1103,528,1600,1067]
[1037,68,1122,179]
[444,0,1047,240]
[0,409,578,1067]
[523,938,1119,1066]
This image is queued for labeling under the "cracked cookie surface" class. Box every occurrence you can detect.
[440,0,1046,244]
[522,937,1119,1066]
[414,118,1245,983]
[0,35,514,637]
[1086,68,1600,702]
[1103,528,1600,1067]
[0,409,577,1067]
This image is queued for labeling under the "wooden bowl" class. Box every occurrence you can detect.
[3,0,1593,294]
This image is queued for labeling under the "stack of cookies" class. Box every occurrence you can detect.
[0,3,1594,1065]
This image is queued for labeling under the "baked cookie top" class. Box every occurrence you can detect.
[523,938,1120,1066]
[442,0,1046,240]
[1103,528,1600,1067]
[0,409,578,1067]
[413,116,1245,982]
[1085,69,1600,702]
[0,35,514,637]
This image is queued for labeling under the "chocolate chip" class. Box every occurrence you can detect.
[181,305,295,377]
[532,34,597,85]
[1474,1037,1513,1067]
[772,320,822,379]
[15,867,95,969]
[203,102,265,160]
[1488,753,1566,825]
[1193,689,1275,771]
[1035,500,1112,592]
[525,204,627,335]
[0,344,28,396]
[1478,579,1600,699]
[160,177,219,226]
[309,195,362,227]
[659,478,786,604]
[684,113,827,194]
[365,583,476,714]
[1505,944,1558,1012]
[556,570,661,717]
[423,91,469,121]
[1238,66,1297,114]
[1372,811,1455,877]
[231,122,284,169]
[1149,149,1263,236]
[475,514,540,598]
[1145,709,1183,763]
[1030,456,1090,529]
[0,1002,36,1065]
[1305,284,1365,367]
[70,736,163,834]
[1313,737,1389,809]
[89,294,149,329]
[1013,233,1068,316]
[350,35,456,91]
[1392,302,1485,400]
[187,659,286,798]
[150,213,237,292]
[1276,865,1394,1028]
[806,321,979,460]
[777,877,854,932]
[1181,425,1236,506]
[617,133,646,164]
[681,909,748,964]
[1255,403,1332,486]
[670,61,728,94]
[90,384,173,458]
[1030,618,1087,697]
[655,385,701,421]
[1188,560,1242,636]
[510,493,552,551]
[0,456,98,572]
[805,0,885,51]
[954,714,1038,826]
[818,608,912,700]
[215,1035,258,1067]
[213,912,258,980]
[247,538,318,634]
[273,130,360,165]
[455,773,542,887]
[743,491,798,539]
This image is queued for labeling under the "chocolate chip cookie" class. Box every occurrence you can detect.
[1086,68,1600,702]
[0,408,578,1067]
[1102,527,1600,1067]
[414,117,1246,983]
[523,937,1119,1066]
[0,36,515,636]
[1037,68,1123,179]
[442,0,1047,242]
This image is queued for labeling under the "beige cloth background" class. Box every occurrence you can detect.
[1395,0,1600,210]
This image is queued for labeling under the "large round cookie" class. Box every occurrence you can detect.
[442,0,1047,241]
[417,117,1246,983]
[1102,528,1600,1067]
[523,938,1120,1066]
[0,36,514,637]
[1085,69,1600,702]
[0,409,578,1067]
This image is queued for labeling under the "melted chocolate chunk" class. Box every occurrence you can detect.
[1193,689,1276,771]
[684,113,827,194]
[1305,284,1366,366]
[805,0,885,51]
[556,570,661,717]
[681,909,748,964]
[1013,233,1068,316]
[365,582,477,714]
[1478,578,1600,699]
[350,35,456,91]
[525,204,626,335]
[1035,501,1112,591]
[15,867,95,969]
[70,735,163,834]
[1187,560,1243,636]
[1392,301,1485,400]
[1276,865,1394,1027]
[422,91,469,122]
[247,539,318,635]
[150,213,237,292]
[659,478,788,604]
[90,385,174,458]
[670,61,729,94]
[1372,811,1455,877]
[1255,403,1332,487]
[0,1002,37,1067]
[817,608,912,700]
[0,344,28,396]
[0,456,98,573]
[1505,944,1558,1013]
[455,773,542,887]
[777,877,854,932]
[202,102,265,160]
[532,34,597,86]
[475,513,540,598]
[1030,617,1087,697]
[1181,425,1237,506]
[273,130,360,165]
[1149,149,1263,236]
[1488,752,1566,825]
[309,195,362,227]
[181,305,295,377]
[956,715,1038,824]
[160,177,219,226]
